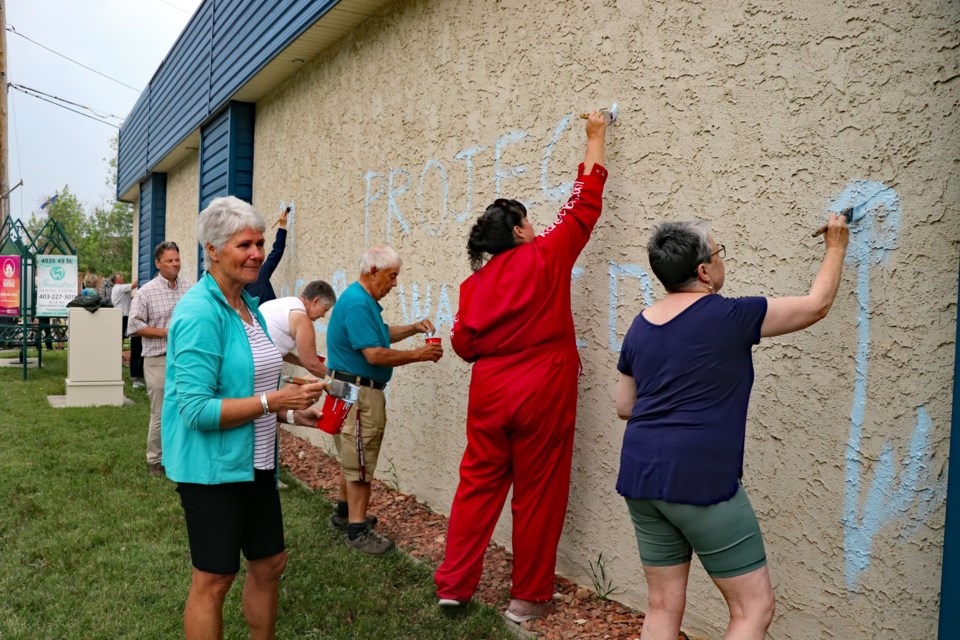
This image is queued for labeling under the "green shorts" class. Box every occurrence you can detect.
[624,484,767,579]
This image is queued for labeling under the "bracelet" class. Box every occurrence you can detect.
[286,410,296,425]
[260,392,270,416]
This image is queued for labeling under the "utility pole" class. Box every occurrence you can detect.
[0,0,8,227]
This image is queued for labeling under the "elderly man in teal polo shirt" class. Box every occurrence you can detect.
[326,244,444,554]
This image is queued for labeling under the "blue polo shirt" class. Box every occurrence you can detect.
[616,295,767,505]
[326,281,392,383]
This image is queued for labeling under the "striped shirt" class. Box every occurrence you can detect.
[127,274,192,357]
[243,312,284,470]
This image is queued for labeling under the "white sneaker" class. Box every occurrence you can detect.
[132,380,145,389]
[438,598,464,607]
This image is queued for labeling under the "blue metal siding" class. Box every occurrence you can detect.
[118,90,152,194]
[227,102,255,202]
[938,259,960,638]
[147,0,213,168]
[137,174,168,283]
[117,0,343,199]
[196,102,255,279]
[199,107,231,210]
[208,0,316,104]
[199,102,255,209]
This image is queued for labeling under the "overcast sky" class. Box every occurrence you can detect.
[6,0,204,219]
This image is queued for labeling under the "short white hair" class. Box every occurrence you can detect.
[197,196,265,269]
[359,244,402,274]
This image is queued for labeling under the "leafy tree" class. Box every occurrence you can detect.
[84,200,133,278]
[24,186,85,257]
[24,137,135,279]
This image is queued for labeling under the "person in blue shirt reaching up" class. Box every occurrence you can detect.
[616,214,848,640]
[244,205,289,304]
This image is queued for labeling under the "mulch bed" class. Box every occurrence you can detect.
[280,429,692,640]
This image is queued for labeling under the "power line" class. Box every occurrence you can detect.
[8,84,119,129]
[6,24,140,92]
[153,0,194,15]
[9,83,125,121]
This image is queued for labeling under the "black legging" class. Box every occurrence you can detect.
[123,316,145,378]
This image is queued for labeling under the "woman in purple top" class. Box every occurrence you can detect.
[616,215,849,640]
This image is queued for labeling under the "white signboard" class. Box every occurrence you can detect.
[36,255,78,317]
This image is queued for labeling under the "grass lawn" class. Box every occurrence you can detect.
[0,350,513,639]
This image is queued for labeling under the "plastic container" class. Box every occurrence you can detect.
[316,393,352,434]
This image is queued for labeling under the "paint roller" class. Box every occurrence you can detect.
[579,102,619,124]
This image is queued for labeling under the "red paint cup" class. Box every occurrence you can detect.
[316,354,326,362]
[316,393,351,435]
[425,337,441,345]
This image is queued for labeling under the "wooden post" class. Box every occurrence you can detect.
[0,1,9,227]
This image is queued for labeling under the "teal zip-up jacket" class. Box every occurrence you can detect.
[161,272,278,484]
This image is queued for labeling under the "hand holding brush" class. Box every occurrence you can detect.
[271,206,291,229]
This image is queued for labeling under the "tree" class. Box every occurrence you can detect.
[24,186,133,278]
[23,136,135,279]
[84,200,133,277]
[25,186,85,256]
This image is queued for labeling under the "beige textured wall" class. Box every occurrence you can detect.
[164,153,200,281]
[168,0,957,637]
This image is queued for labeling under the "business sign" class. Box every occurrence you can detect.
[36,255,78,317]
[0,256,21,317]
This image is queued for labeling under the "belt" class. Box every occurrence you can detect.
[331,370,387,390]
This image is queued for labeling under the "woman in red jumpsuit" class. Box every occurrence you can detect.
[435,112,608,622]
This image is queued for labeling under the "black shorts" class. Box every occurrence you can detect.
[176,469,285,575]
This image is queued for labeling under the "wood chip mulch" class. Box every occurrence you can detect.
[280,429,693,640]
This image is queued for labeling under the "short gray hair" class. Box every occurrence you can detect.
[359,244,402,275]
[301,280,336,305]
[647,220,713,292]
[197,196,266,270]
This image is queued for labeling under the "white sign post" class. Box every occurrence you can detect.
[36,255,78,317]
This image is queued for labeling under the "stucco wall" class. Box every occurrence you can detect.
[162,0,958,637]
[164,153,201,281]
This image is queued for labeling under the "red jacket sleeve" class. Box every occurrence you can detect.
[450,276,478,362]
[535,163,608,268]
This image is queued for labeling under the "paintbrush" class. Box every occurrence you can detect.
[271,206,291,229]
[579,101,619,123]
[280,375,319,385]
[326,378,360,404]
[812,206,854,237]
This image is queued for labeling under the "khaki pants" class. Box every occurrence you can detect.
[333,386,387,482]
[143,355,166,465]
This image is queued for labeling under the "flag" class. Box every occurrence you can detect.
[40,194,58,209]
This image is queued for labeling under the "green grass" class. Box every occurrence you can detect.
[0,351,513,639]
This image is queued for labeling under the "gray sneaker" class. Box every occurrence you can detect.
[328,512,379,531]
[344,528,394,555]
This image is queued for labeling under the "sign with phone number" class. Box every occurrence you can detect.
[36,255,78,317]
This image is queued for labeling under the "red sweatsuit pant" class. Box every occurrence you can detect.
[434,346,579,602]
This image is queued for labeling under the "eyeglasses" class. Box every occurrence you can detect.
[711,244,726,260]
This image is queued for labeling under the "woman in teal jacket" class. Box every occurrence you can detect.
[162,196,326,640]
